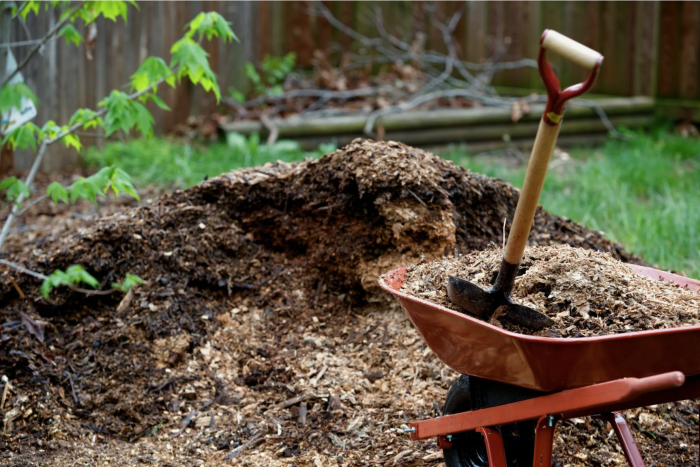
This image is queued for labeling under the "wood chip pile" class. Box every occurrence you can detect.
[0,140,695,465]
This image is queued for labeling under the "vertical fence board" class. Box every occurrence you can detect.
[465,1,487,64]
[657,1,681,99]
[678,1,700,100]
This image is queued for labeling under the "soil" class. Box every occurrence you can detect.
[400,245,700,338]
[0,139,696,466]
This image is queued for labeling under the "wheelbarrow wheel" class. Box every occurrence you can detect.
[442,376,537,467]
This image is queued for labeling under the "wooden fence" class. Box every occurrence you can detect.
[6,1,700,170]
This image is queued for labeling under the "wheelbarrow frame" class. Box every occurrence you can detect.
[409,371,699,467]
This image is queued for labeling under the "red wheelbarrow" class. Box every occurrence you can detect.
[380,30,700,467]
[381,265,700,467]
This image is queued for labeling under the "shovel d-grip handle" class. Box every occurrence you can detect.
[503,31,603,265]
[539,30,604,126]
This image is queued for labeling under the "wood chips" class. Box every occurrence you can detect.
[401,244,700,337]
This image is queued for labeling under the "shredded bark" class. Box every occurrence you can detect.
[0,140,695,466]
[401,244,700,337]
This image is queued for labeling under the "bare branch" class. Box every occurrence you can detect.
[373,6,410,52]
[14,193,47,216]
[231,86,395,109]
[260,114,278,146]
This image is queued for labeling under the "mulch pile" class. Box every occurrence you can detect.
[401,244,700,337]
[0,139,696,466]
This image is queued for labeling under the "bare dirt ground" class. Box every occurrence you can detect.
[0,140,696,466]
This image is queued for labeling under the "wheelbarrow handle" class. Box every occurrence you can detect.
[541,30,603,70]
[503,31,603,266]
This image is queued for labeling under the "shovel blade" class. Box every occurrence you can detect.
[500,302,555,331]
[447,275,554,330]
[447,275,497,318]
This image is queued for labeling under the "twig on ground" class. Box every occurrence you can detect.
[64,371,80,405]
[260,114,279,145]
[227,434,265,459]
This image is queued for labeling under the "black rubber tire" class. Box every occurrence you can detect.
[442,376,537,467]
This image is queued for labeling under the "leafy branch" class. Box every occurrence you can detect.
[0,5,237,299]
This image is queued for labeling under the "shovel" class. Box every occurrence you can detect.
[448,30,604,330]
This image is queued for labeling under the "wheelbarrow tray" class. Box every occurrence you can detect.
[380,264,700,392]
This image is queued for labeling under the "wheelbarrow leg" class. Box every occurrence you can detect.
[598,413,646,467]
[532,415,560,467]
[476,427,507,467]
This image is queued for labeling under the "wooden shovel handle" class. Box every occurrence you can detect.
[541,30,603,70]
[504,119,561,264]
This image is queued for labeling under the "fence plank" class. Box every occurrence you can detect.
[657,1,681,99]
[678,1,700,100]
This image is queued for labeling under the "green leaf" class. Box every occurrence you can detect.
[171,38,221,97]
[68,169,107,205]
[130,56,174,92]
[41,265,99,299]
[106,167,140,201]
[46,182,69,204]
[185,11,238,43]
[69,166,140,204]
[40,120,62,140]
[142,93,171,111]
[99,90,155,138]
[170,38,221,101]
[20,1,41,20]
[2,123,41,151]
[86,0,130,22]
[0,178,31,205]
[61,132,82,151]
[66,265,99,288]
[266,84,284,97]
[59,24,83,46]
[112,273,144,293]
[0,82,38,114]
[244,62,260,85]
[0,177,18,191]
[68,108,105,130]
[228,88,246,103]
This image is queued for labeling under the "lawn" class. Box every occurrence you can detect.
[83,127,699,278]
[82,133,335,188]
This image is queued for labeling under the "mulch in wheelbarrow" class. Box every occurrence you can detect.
[0,140,696,465]
[401,244,700,337]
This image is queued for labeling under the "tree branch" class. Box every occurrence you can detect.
[0,2,84,90]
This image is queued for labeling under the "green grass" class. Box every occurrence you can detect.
[441,127,700,278]
[83,127,699,278]
[82,133,335,188]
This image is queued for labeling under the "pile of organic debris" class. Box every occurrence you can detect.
[0,139,696,466]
